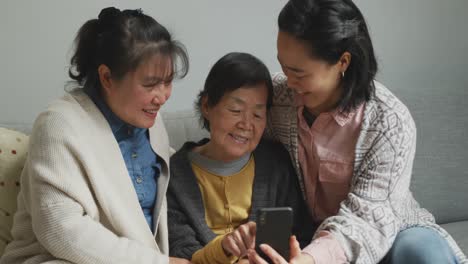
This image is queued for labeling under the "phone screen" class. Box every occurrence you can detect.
[255,207,293,262]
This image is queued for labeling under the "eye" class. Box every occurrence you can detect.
[143,83,157,88]
[254,113,264,119]
[228,109,241,114]
[294,73,307,80]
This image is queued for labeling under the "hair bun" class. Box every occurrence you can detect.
[98,7,121,21]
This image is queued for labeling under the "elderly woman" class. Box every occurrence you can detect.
[0,7,190,264]
[168,52,313,264]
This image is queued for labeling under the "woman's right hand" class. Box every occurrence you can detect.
[222,221,257,257]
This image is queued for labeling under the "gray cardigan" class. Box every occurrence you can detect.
[168,138,313,259]
[267,73,467,263]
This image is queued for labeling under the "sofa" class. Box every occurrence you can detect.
[1,85,467,257]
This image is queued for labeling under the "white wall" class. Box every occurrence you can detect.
[1,0,467,126]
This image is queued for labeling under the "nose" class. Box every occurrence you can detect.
[238,112,253,131]
[152,92,167,105]
[151,84,171,105]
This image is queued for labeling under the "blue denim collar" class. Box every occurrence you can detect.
[85,88,144,141]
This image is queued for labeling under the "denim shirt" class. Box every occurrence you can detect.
[86,89,160,232]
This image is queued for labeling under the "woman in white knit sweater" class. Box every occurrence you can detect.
[0,7,190,264]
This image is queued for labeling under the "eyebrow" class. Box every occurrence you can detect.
[229,96,266,109]
[277,56,304,73]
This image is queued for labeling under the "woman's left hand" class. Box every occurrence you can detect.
[247,236,315,264]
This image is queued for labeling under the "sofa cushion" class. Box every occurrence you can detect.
[0,128,29,255]
[441,221,468,256]
[161,110,209,151]
[392,85,468,224]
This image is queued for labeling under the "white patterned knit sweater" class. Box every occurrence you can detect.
[267,73,467,263]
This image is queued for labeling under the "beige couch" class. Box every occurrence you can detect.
[1,104,467,257]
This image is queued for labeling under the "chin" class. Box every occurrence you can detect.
[133,120,155,129]
[231,149,252,159]
[143,122,155,129]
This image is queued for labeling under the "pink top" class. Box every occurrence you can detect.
[295,97,365,263]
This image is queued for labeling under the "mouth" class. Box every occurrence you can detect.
[229,133,249,144]
[143,108,159,117]
[294,89,308,95]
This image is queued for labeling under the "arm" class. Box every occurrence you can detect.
[167,189,204,260]
[26,112,167,264]
[168,186,253,264]
[191,235,237,264]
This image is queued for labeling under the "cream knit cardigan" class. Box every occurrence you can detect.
[0,89,171,264]
[267,73,467,263]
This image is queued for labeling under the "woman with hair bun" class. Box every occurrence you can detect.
[248,0,467,263]
[0,7,190,264]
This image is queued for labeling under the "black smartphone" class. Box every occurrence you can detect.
[255,207,293,262]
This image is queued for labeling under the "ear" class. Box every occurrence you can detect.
[200,95,210,119]
[338,51,352,73]
[98,64,113,94]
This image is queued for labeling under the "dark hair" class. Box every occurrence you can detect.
[278,0,377,112]
[68,7,189,95]
[196,52,273,131]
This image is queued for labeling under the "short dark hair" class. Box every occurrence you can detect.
[278,0,377,112]
[68,7,189,95]
[195,52,273,131]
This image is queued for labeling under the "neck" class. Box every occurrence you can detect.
[306,84,342,116]
[194,142,235,163]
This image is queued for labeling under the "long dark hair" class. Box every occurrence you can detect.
[68,7,189,95]
[279,0,377,112]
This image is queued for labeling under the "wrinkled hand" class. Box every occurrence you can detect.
[222,221,257,257]
[169,256,192,264]
[237,258,250,264]
[247,235,315,264]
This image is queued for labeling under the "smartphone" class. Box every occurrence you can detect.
[255,207,293,262]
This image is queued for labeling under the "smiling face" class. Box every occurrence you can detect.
[99,54,173,128]
[200,85,268,162]
[277,30,348,115]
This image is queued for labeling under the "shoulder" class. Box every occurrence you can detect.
[364,81,416,134]
[271,72,295,106]
[254,138,291,161]
[170,139,208,165]
[32,91,88,139]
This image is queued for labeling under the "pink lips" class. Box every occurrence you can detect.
[143,109,158,119]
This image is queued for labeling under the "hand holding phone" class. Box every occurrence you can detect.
[255,207,293,262]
